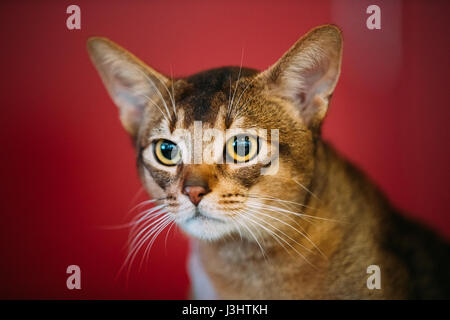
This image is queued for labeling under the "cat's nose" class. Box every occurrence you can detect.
[183,185,209,206]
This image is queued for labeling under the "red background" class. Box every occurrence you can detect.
[0,0,449,299]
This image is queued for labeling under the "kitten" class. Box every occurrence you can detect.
[87,25,450,299]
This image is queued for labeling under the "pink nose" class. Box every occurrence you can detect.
[183,186,209,206]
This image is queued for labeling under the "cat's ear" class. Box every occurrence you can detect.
[87,37,170,137]
[259,25,342,129]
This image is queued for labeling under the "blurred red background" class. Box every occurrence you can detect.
[0,0,449,299]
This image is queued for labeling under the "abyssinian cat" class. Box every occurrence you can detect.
[87,25,450,299]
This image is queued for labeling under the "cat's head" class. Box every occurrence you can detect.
[87,25,342,242]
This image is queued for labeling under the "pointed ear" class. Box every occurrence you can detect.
[87,37,171,137]
[260,25,342,129]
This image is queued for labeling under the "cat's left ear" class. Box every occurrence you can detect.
[259,25,343,129]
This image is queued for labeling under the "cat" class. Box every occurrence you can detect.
[87,25,450,299]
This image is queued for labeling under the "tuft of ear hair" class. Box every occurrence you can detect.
[87,37,171,137]
[260,25,343,129]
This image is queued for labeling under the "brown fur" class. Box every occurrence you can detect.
[87,25,450,299]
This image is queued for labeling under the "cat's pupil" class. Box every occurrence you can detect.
[233,136,251,156]
[160,141,178,159]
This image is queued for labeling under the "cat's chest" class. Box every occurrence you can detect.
[187,240,279,299]
[188,240,218,300]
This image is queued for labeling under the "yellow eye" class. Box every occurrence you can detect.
[226,135,259,163]
[154,139,181,166]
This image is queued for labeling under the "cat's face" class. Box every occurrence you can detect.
[88,25,342,242]
[134,68,316,240]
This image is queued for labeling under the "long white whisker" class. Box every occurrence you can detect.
[140,216,174,270]
[261,200,324,256]
[247,201,341,223]
[232,210,267,261]
[141,93,170,123]
[245,203,327,259]
[238,210,293,259]
[125,213,169,265]
[136,68,172,121]
[164,220,176,251]
[102,203,167,230]
[233,93,263,119]
[116,212,167,281]
[232,76,257,117]
[228,48,244,118]
[128,210,169,246]
[240,211,317,269]
[292,178,321,201]
[247,194,315,209]
[228,215,243,241]
[155,70,176,117]
[244,206,315,255]
[126,205,168,235]
[126,197,160,217]
[227,77,233,117]
[169,65,177,117]
[123,213,171,279]
[131,204,168,224]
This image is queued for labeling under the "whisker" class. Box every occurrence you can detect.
[169,65,177,118]
[127,217,170,277]
[239,210,317,269]
[123,213,171,279]
[141,93,170,123]
[126,216,169,256]
[101,203,167,230]
[232,76,257,117]
[128,209,169,245]
[247,193,316,210]
[244,206,316,255]
[246,200,342,223]
[237,210,295,261]
[227,76,233,118]
[263,200,319,248]
[164,220,176,252]
[116,212,167,282]
[127,198,167,217]
[229,215,243,241]
[292,178,321,202]
[135,67,173,121]
[129,204,169,233]
[158,70,176,118]
[245,203,327,259]
[232,210,268,261]
[140,216,174,271]
[227,48,244,119]
[233,92,263,120]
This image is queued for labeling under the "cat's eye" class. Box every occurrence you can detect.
[154,139,181,166]
[226,135,259,163]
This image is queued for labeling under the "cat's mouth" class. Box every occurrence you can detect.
[186,209,225,223]
[177,205,234,240]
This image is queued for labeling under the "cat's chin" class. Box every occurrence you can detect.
[177,215,234,241]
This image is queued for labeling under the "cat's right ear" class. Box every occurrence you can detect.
[87,37,170,137]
